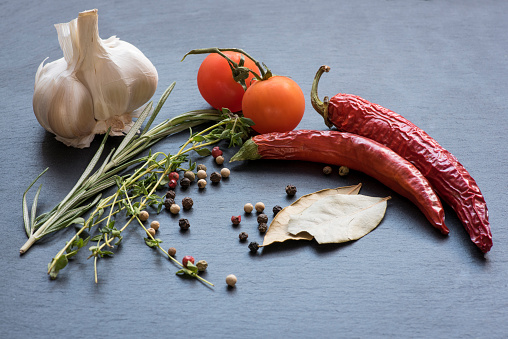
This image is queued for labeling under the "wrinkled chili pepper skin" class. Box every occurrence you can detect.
[244,130,448,234]
[324,93,491,253]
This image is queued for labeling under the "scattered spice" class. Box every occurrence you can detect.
[139,210,149,222]
[167,247,177,257]
[196,164,207,171]
[273,205,283,215]
[180,177,191,188]
[215,155,225,165]
[220,167,230,178]
[257,213,268,224]
[210,171,222,183]
[231,215,241,225]
[147,227,156,237]
[182,197,194,210]
[182,255,194,268]
[197,170,207,179]
[212,146,223,158]
[258,223,268,233]
[168,179,178,189]
[170,204,180,214]
[244,203,254,213]
[239,232,248,242]
[184,170,195,182]
[339,166,349,176]
[166,190,176,200]
[323,166,332,175]
[226,274,237,287]
[248,242,260,253]
[196,260,208,272]
[197,179,207,189]
[179,218,190,230]
[286,184,297,196]
[150,220,160,231]
[168,171,179,181]
[255,202,265,213]
[164,198,175,210]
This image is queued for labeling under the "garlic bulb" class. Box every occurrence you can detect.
[33,9,158,148]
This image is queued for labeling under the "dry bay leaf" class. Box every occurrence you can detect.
[261,184,362,247]
[287,194,390,244]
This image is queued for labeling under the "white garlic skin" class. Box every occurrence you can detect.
[33,9,158,148]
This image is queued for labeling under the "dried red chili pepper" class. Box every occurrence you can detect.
[231,130,448,234]
[311,65,491,253]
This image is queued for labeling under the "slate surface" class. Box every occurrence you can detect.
[1,1,507,338]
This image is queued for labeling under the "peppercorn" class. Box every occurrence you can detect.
[215,155,225,165]
[184,171,195,182]
[138,210,149,222]
[168,171,179,181]
[167,247,177,257]
[166,190,176,200]
[182,197,194,210]
[258,223,268,233]
[257,213,268,224]
[244,203,254,213]
[147,227,156,237]
[239,232,248,242]
[197,179,207,189]
[339,166,349,176]
[285,184,297,196]
[196,260,208,272]
[150,220,160,231]
[210,171,222,183]
[180,177,191,188]
[168,178,178,189]
[273,205,283,215]
[164,198,175,210]
[179,218,190,230]
[231,215,241,225]
[211,146,223,158]
[226,274,237,287]
[323,166,332,175]
[248,242,260,253]
[182,255,194,268]
[221,167,230,178]
[255,202,265,213]
[170,204,180,215]
[197,164,207,172]
[197,170,207,179]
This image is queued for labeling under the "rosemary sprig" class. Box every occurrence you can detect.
[46,109,254,285]
[20,82,224,254]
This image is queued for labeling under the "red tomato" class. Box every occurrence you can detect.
[197,51,259,112]
[242,76,305,134]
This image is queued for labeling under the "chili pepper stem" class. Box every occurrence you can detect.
[310,65,334,128]
[230,138,261,162]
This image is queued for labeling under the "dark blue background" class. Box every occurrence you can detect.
[1,1,507,338]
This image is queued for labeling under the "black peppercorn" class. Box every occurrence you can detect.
[180,177,191,188]
[239,232,248,242]
[257,213,268,224]
[182,197,194,210]
[179,218,190,230]
[273,205,283,215]
[166,190,176,200]
[285,184,297,196]
[164,198,175,210]
[210,171,222,183]
[258,223,268,233]
[248,242,260,253]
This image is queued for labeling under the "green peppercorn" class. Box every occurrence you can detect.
[273,205,283,215]
[257,213,268,224]
[239,232,248,242]
[248,242,260,253]
[196,260,208,272]
[167,247,177,257]
[197,164,207,172]
[147,227,156,237]
[285,184,297,196]
[139,210,149,222]
[323,166,332,175]
[258,223,268,233]
[210,171,222,183]
[339,166,349,176]
[150,220,160,231]
[179,218,190,230]
[184,171,195,182]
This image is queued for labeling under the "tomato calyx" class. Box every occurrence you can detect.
[182,47,272,90]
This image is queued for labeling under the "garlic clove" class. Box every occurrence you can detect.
[33,9,158,148]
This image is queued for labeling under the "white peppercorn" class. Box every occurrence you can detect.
[215,155,225,165]
[197,170,207,179]
[139,210,149,222]
[255,202,265,213]
[220,167,230,178]
[169,204,180,214]
[244,203,254,213]
[197,179,207,189]
[226,274,237,287]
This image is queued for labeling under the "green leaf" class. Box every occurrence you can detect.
[144,238,162,248]
[22,167,48,237]
[91,234,103,242]
[192,135,206,142]
[195,148,212,157]
[240,117,255,126]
